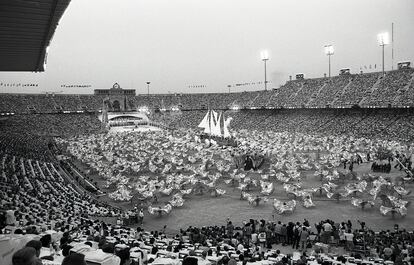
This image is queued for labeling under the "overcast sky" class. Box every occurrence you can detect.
[0,0,413,94]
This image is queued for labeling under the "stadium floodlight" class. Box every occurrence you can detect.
[324,45,334,56]
[377,32,389,76]
[324,45,334,78]
[260,50,269,90]
[260,50,269,61]
[146,81,150,97]
[377,32,390,46]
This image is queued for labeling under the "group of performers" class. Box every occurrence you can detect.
[232,152,265,171]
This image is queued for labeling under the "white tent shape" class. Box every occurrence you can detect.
[211,111,222,136]
[198,110,210,130]
[211,110,218,123]
[198,109,232,138]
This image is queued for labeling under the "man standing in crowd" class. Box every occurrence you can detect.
[139,209,144,225]
[321,221,333,244]
[344,229,354,251]
[226,220,234,239]
[299,227,309,251]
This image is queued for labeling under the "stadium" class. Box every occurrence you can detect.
[1,1,414,265]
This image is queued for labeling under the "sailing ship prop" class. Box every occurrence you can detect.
[198,110,237,146]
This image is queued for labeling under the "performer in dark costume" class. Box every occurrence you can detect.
[244,155,254,171]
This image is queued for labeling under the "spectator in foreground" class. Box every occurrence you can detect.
[62,253,87,265]
[12,247,41,265]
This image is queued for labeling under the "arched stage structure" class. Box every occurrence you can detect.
[94,83,135,112]
[95,83,165,132]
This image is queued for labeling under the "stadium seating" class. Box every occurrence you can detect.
[1,69,413,114]
[2,68,414,265]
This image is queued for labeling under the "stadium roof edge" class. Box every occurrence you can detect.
[0,0,72,72]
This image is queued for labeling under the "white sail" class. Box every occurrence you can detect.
[198,110,210,129]
[204,124,210,134]
[211,112,222,137]
[209,110,215,135]
[212,110,218,123]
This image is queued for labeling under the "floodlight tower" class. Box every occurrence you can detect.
[146,81,150,97]
[377,32,390,76]
[260,50,269,90]
[324,45,334,78]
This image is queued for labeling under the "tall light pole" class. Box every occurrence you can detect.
[377,32,390,76]
[260,50,269,90]
[324,45,334,78]
[146,81,150,97]
[227,85,231,93]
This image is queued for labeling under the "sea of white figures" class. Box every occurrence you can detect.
[56,128,412,218]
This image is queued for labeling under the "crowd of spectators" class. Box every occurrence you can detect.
[1,68,414,265]
[167,109,414,143]
[335,73,380,107]
[308,77,350,108]
[3,208,414,265]
[0,114,103,161]
[290,78,325,108]
[364,70,414,107]
[0,152,122,228]
[1,69,412,114]
[395,77,414,108]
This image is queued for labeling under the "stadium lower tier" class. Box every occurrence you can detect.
[2,108,414,162]
[1,108,414,265]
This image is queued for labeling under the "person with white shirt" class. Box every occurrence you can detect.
[237,243,244,252]
[344,229,354,251]
[251,232,258,244]
[6,209,16,226]
[139,209,144,225]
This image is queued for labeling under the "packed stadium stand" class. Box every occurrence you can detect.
[1,69,414,115]
[1,69,413,142]
[2,68,414,265]
[5,0,414,264]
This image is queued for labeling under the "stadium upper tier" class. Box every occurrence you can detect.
[1,69,414,114]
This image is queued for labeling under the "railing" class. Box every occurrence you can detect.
[108,120,169,130]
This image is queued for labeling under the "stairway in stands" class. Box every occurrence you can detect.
[358,74,383,106]
[393,71,414,106]
[248,92,263,108]
[264,90,280,107]
[306,83,327,107]
[331,78,353,106]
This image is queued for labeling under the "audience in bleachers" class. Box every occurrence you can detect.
[364,70,414,107]
[1,69,412,113]
[168,109,414,143]
[336,73,380,107]
[1,68,414,265]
